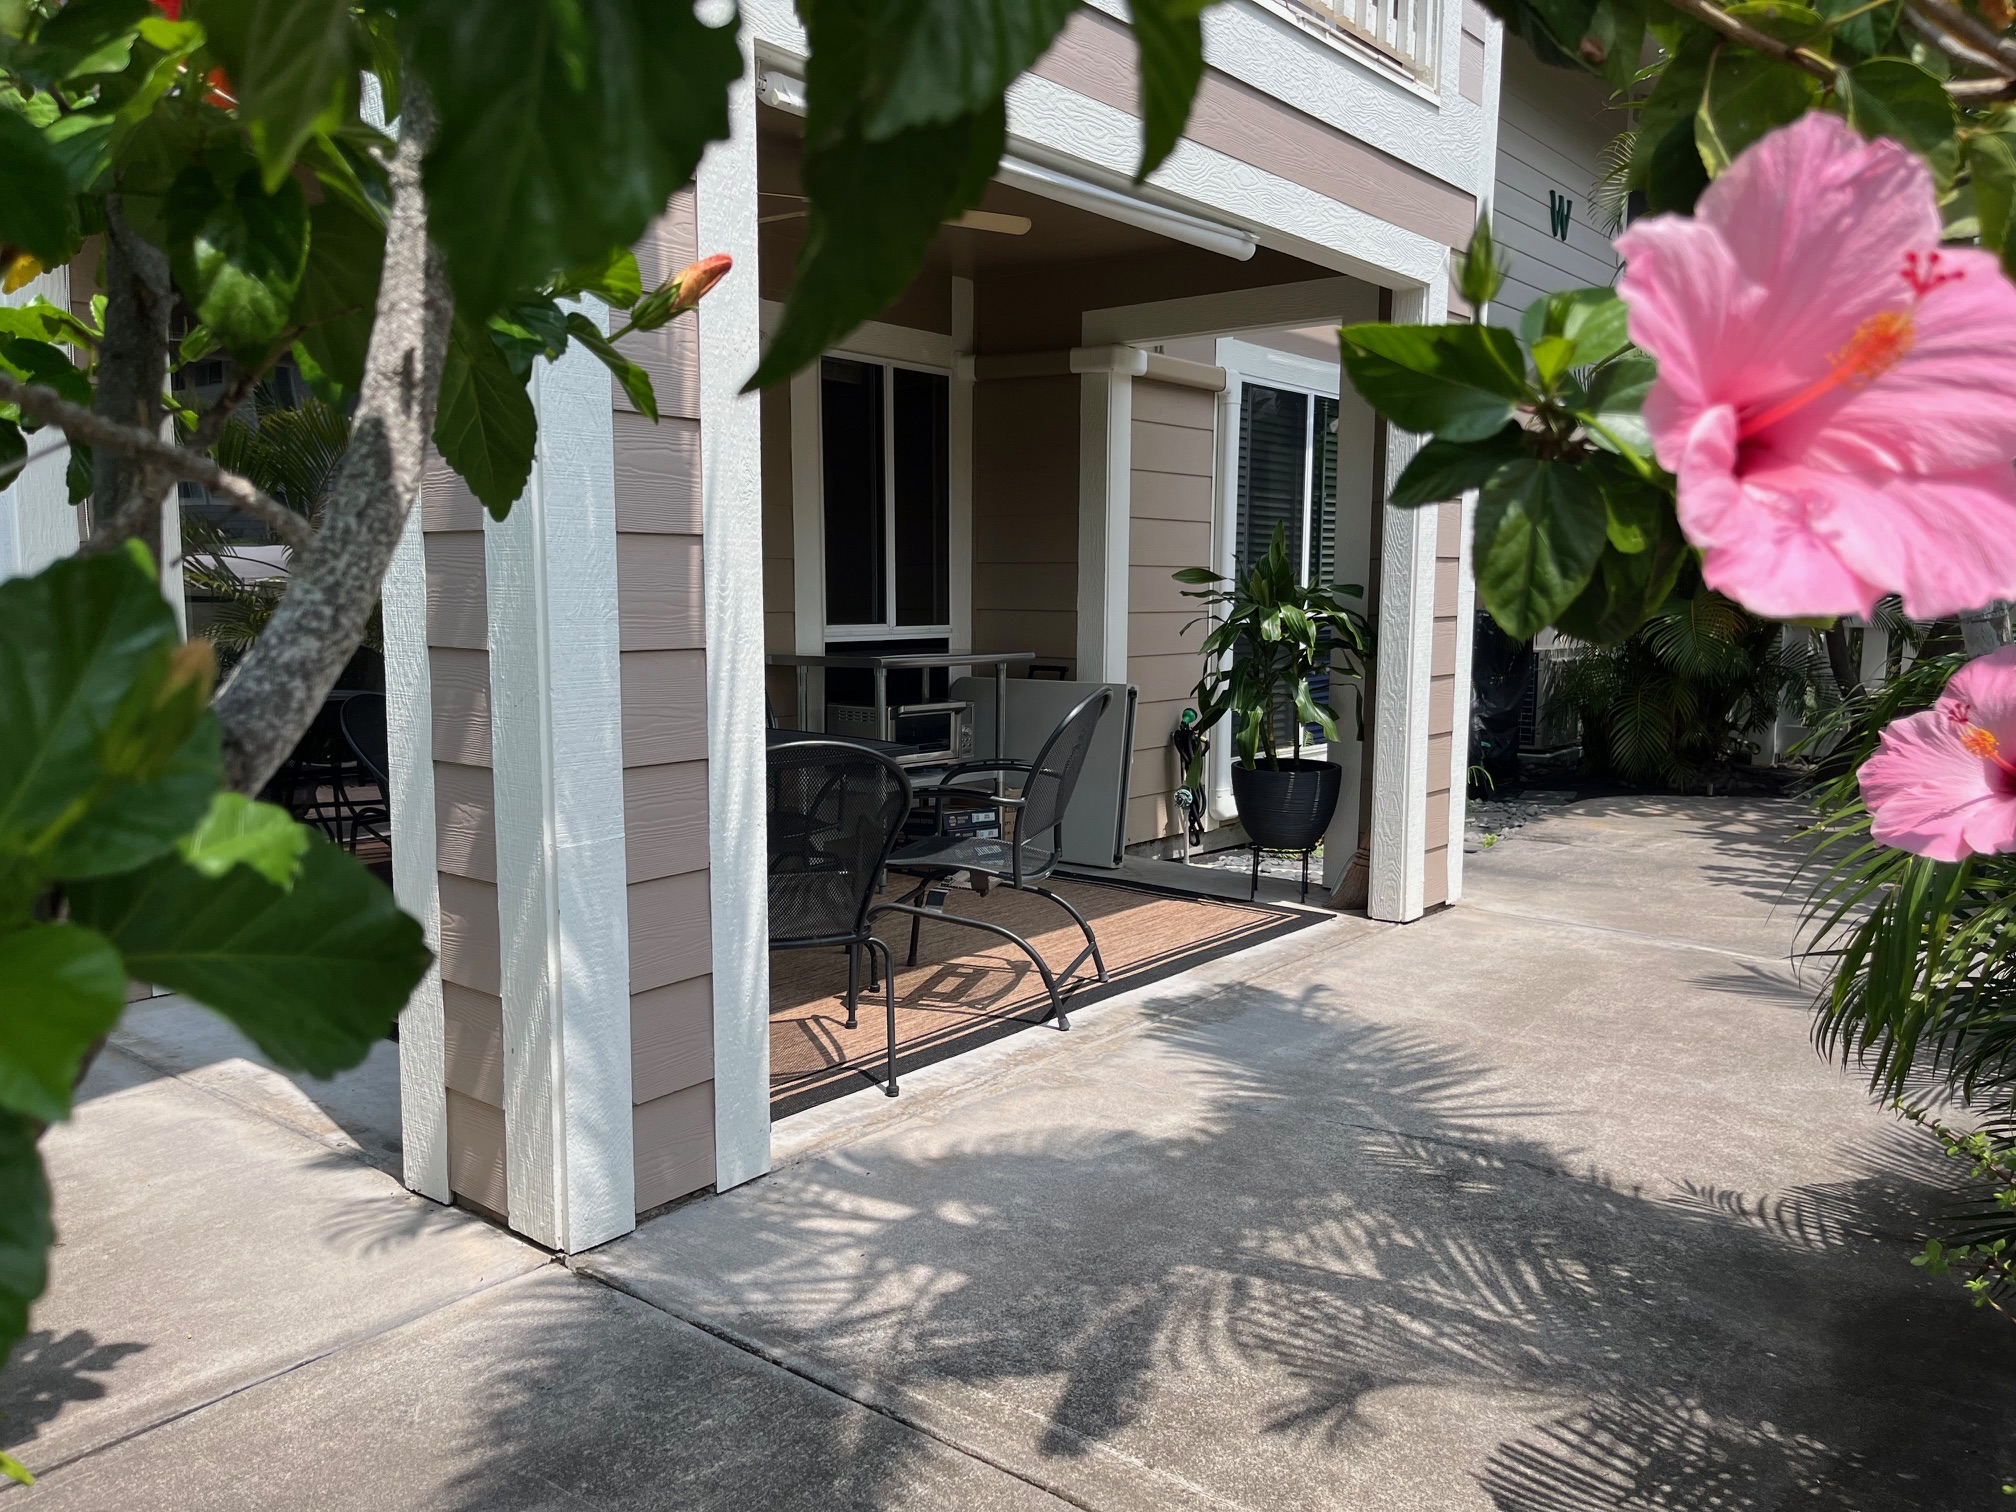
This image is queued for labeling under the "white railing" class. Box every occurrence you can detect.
[1271,0,1441,83]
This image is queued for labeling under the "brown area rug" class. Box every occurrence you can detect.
[770,877,1320,1118]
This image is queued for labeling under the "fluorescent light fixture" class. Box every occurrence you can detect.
[752,66,1257,262]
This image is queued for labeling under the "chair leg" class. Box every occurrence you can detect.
[871,901,1069,1030]
[844,944,860,1031]
[1028,885,1107,984]
[1250,845,1260,901]
[901,876,932,966]
[869,937,899,1097]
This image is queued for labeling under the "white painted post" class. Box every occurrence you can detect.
[1444,491,1477,903]
[1368,284,1441,923]
[1,267,82,582]
[1073,345,1146,684]
[698,49,773,1195]
[485,304,635,1253]
[384,499,449,1202]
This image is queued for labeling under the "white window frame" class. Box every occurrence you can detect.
[816,348,956,644]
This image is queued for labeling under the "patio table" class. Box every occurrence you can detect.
[765,650,1037,776]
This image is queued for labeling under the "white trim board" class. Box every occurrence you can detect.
[1084,277,1381,347]
[700,52,774,1195]
[1215,337,1340,396]
[485,300,635,1253]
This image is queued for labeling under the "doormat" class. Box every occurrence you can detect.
[770,877,1322,1119]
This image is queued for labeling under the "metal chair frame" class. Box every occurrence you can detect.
[871,688,1112,1030]
[767,739,916,1096]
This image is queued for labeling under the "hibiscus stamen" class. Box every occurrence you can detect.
[1962,724,2016,779]
[1904,250,1965,298]
[1740,309,1915,437]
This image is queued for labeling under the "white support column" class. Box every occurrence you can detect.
[1073,344,1146,684]
[1,267,81,582]
[698,48,772,1195]
[485,305,634,1253]
[1368,285,1442,924]
[1207,364,1242,827]
[385,500,448,1202]
[1444,491,1478,903]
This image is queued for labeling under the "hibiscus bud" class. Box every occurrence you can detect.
[629,254,734,332]
[1457,215,1504,310]
[1577,34,1607,64]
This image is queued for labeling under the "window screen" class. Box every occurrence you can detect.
[821,358,885,626]
[891,368,950,627]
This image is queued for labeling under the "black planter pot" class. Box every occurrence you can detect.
[1231,758,1342,852]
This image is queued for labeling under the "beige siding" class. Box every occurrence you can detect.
[423,454,504,1216]
[616,195,718,1208]
[1126,378,1217,846]
[972,375,1078,666]
[1422,502,1462,908]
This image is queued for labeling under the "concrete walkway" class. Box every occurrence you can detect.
[7,797,2014,1508]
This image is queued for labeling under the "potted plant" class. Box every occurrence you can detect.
[1175,524,1373,852]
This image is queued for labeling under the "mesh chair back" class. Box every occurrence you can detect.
[340,693,390,788]
[767,740,913,945]
[1016,688,1111,856]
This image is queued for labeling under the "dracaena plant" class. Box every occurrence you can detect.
[1175,523,1373,770]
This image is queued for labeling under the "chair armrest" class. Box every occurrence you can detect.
[916,758,1034,787]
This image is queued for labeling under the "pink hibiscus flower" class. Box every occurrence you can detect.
[1860,647,2016,860]
[1615,113,2016,621]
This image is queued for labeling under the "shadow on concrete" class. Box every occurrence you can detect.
[564,979,2016,1512]
[0,1330,147,1462]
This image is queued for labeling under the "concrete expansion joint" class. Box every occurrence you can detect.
[1462,899,1804,970]
[569,1261,1121,1511]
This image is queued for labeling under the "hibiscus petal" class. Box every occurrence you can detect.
[1944,646,2016,738]
[1800,464,2016,620]
[1762,246,2016,476]
[1860,710,2016,862]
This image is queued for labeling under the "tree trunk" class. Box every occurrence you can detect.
[88,199,174,555]
[212,85,453,795]
[1822,624,1863,705]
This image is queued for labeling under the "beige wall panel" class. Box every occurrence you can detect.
[1432,617,1459,679]
[975,509,1078,565]
[1031,10,1474,248]
[633,1081,716,1211]
[1128,516,1212,571]
[424,532,488,650]
[446,1089,509,1216]
[617,192,700,423]
[1132,695,1193,752]
[1430,672,1457,735]
[442,982,504,1106]
[627,869,713,993]
[1130,651,1202,706]
[765,610,794,652]
[1435,556,1461,607]
[1129,610,1203,660]
[1436,499,1463,557]
[971,610,1077,664]
[1423,845,1450,909]
[631,975,715,1104]
[1427,731,1454,782]
[1128,564,1206,611]
[1131,419,1216,478]
[975,563,1076,613]
[429,648,492,767]
[1131,469,1214,524]
[620,649,711,767]
[1127,790,1181,847]
[421,466,484,532]
[1132,381,1218,428]
[434,760,497,882]
[437,873,501,997]
[761,554,794,608]
[617,533,706,650]
[623,760,710,884]
[1425,797,1451,854]
[613,414,703,533]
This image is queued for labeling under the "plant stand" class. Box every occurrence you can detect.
[1245,842,1320,903]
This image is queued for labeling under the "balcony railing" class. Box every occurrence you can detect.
[1268,0,1441,83]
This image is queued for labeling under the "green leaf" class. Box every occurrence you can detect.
[1594,457,1670,552]
[1133,0,1212,179]
[855,0,1081,139]
[13,0,151,85]
[0,923,126,1125]
[1816,0,1898,56]
[1554,511,1689,644]
[1642,116,1712,214]
[192,0,361,192]
[551,245,643,309]
[1841,57,1957,188]
[407,0,742,318]
[1457,215,1506,310]
[1,1450,32,1487]
[69,832,432,1080]
[177,792,308,888]
[565,310,658,420]
[287,185,384,401]
[0,420,22,489]
[1581,0,1647,87]
[0,108,73,267]
[434,310,536,518]
[1390,424,1529,507]
[1340,323,1532,441]
[0,549,220,884]
[488,296,571,381]
[753,103,1005,390]
[165,160,311,362]
[0,299,98,350]
[1971,131,2016,278]
[1474,458,1608,638]
[1696,44,1820,177]
[0,1111,51,1370]
[1519,287,1631,370]
[0,337,93,419]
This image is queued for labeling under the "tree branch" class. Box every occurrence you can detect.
[210,81,453,795]
[185,335,294,455]
[0,370,315,554]
[1663,0,1838,82]
[1907,0,2016,72]
[90,199,175,557]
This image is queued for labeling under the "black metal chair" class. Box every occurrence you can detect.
[338,692,392,851]
[872,688,1112,1030]
[767,739,916,1096]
